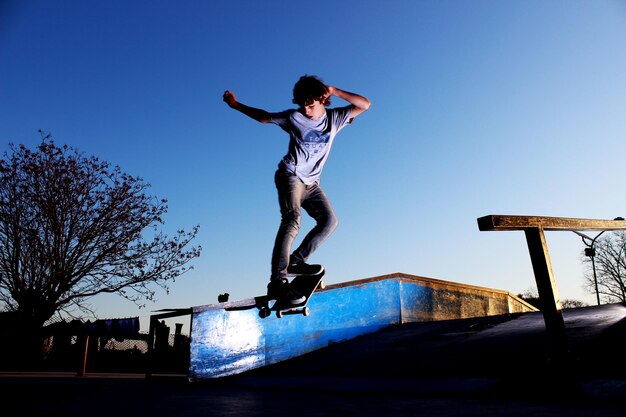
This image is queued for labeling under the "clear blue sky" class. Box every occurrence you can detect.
[2,0,626,327]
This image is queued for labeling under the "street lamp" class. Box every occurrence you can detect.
[574,230,604,305]
[573,217,625,305]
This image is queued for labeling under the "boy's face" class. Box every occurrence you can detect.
[301,100,325,121]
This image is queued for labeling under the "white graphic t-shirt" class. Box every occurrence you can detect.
[270,106,353,185]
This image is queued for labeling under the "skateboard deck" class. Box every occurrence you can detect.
[258,271,326,319]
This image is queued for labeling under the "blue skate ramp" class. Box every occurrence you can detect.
[188,273,536,380]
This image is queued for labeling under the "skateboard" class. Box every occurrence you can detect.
[258,271,326,319]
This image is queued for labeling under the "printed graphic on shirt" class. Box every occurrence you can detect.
[303,130,330,155]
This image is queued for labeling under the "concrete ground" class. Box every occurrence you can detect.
[3,303,626,416]
[3,374,626,417]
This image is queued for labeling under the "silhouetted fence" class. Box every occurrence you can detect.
[0,311,191,376]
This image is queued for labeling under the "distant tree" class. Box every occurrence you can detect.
[560,299,588,309]
[518,287,587,310]
[582,231,626,304]
[0,135,201,363]
[518,287,541,310]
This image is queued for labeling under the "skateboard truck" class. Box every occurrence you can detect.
[259,304,310,319]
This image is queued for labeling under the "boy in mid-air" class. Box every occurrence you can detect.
[223,75,370,304]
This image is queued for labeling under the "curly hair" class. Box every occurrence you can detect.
[292,75,330,107]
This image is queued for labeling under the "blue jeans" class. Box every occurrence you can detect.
[271,169,338,280]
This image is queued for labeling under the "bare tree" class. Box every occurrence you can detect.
[518,286,588,310]
[582,231,626,303]
[0,136,201,360]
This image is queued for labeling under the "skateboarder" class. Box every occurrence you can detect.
[223,75,370,305]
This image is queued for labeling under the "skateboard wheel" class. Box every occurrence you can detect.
[318,280,326,290]
[303,307,310,316]
[259,308,270,319]
[276,310,283,318]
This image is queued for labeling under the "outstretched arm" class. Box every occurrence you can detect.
[223,90,271,124]
[326,86,371,120]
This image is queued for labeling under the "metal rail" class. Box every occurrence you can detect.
[477,214,626,354]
